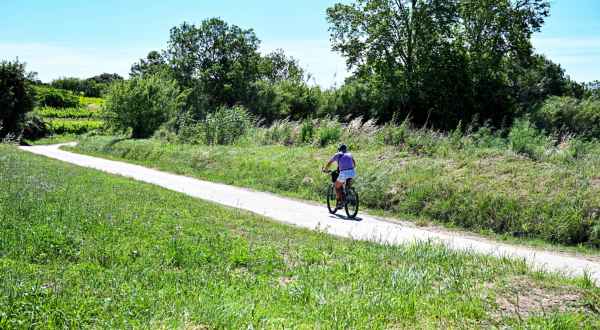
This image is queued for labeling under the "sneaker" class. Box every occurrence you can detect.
[335,203,344,210]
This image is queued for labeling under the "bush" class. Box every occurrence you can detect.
[533,96,600,137]
[22,113,51,140]
[103,77,183,138]
[36,87,80,108]
[0,60,37,137]
[316,119,341,147]
[178,106,253,145]
[508,119,552,157]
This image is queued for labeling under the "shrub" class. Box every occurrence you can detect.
[22,113,51,140]
[0,60,37,137]
[103,77,183,138]
[178,106,253,145]
[316,119,341,147]
[508,119,552,157]
[298,118,315,143]
[35,87,80,108]
[533,96,600,137]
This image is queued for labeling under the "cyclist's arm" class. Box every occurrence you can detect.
[324,160,334,173]
[353,159,356,168]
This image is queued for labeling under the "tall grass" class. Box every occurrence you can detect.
[2,144,599,328]
[176,106,253,145]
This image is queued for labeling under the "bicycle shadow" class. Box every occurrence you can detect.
[328,213,363,222]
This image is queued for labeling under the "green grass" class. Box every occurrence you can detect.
[67,136,600,250]
[22,133,78,146]
[1,144,599,328]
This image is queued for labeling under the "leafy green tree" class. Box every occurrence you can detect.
[50,76,105,98]
[35,87,80,108]
[103,77,185,138]
[0,60,37,137]
[88,73,123,85]
[130,51,169,79]
[327,0,551,128]
[508,54,584,111]
[259,49,305,84]
[584,81,600,101]
[166,18,262,115]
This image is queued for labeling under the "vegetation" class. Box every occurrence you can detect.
[123,4,592,133]
[2,144,599,328]
[33,105,100,119]
[103,77,184,138]
[49,120,104,135]
[0,60,37,138]
[35,86,81,109]
[50,73,123,98]
[69,114,600,248]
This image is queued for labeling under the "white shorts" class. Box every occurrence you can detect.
[337,168,356,183]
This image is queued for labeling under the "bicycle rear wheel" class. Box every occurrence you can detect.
[345,187,359,218]
[326,184,337,214]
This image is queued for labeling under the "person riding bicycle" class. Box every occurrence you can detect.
[323,142,356,209]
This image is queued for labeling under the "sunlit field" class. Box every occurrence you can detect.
[1,144,599,328]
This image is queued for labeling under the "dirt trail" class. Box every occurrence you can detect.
[20,143,600,283]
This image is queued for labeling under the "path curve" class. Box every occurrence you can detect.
[20,143,600,282]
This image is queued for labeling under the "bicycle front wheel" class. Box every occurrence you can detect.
[327,184,337,214]
[345,187,359,218]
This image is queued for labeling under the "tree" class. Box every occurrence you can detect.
[584,80,600,101]
[103,77,185,138]
[507,54,584,109]
[87,73,124,85]
[130,51,169,79]
[327,0,551,128]
[165,18,262,115]
[0,60,37,137]
[259,49,305,84]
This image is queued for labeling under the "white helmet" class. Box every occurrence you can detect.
[337,142,347,151]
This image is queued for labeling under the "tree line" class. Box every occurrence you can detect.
[2,0,599,139]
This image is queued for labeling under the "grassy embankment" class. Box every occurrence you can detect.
[67,133,600,251]
[2,144,600,328]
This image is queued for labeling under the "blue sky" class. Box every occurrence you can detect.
[0,0,598,85]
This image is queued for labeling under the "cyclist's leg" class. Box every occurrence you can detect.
[334,181,344,202]
[346,169,356,189]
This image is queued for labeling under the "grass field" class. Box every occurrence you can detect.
[67,135,600,250]
[2,144,599,328]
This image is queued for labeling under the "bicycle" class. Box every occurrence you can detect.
[322,168,360,218]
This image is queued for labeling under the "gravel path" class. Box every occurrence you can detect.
[20,143,600,282]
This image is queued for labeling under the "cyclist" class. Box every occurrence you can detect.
[323,142,356,209]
